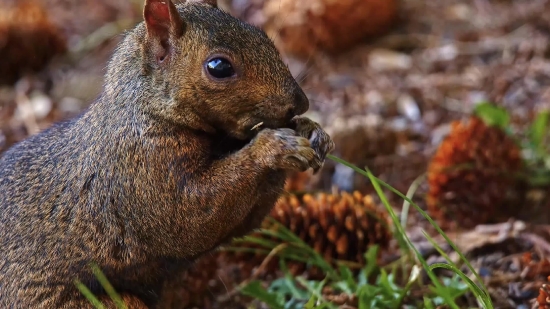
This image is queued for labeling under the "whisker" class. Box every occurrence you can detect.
[296,64,315,84]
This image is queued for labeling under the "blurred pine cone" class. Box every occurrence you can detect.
[222,191,392,278]
[262,0,398,58]
[426,117,524,229]
[0,0,67,85]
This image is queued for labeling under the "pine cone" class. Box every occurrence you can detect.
[0,0,67,85]
[426,117,524,229]
[262,0,398,58]
[222,191,392,278]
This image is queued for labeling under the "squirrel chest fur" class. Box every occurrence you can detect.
[0,0,334,308]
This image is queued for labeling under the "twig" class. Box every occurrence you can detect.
[520,233,550,255]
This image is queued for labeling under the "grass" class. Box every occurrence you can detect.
[76,154,495,308]
[234,155,493,309]
[75,263,127,309]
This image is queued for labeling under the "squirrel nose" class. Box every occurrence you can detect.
[293,88,309,115]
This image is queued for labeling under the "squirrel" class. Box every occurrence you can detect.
[0,0,334,308]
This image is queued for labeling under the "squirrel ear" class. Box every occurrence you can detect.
[186,0,217,8]
[144,0,184,62]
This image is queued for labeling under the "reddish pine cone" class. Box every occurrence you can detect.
[426,117,523,229]
[0,0,67,85]
[262,0,398,58]
[271,192,391,263]
[221,191,392,278]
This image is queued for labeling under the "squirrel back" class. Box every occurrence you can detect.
[0,0,333,308]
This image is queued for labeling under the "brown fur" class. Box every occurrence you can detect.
[0,0,334,308]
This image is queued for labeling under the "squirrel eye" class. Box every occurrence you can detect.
[206,58,235,79]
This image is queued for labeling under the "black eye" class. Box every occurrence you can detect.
[206,58,235,79]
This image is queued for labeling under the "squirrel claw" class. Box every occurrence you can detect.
[291,116,334,172]
[284,154,310,172]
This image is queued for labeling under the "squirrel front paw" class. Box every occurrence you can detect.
[252,128,317,172]
[291,116,335,173]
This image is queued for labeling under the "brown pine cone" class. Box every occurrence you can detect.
[426,116,524,229]
[0,0,67,85]
[221,191,392,278]
[262,0,398,58]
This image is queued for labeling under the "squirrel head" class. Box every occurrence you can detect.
[136,0,309,140]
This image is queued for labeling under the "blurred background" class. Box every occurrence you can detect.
[2,0,550,308]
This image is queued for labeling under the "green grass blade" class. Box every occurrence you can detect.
[295,277,335,308]
[264,220,337,276]
[231,222,338,277]
[377,179,491,302]
[328,155,462,309]
[429,263,489,308]
[337,264,357,293]
[305,295,317,308]
[529,110,550,151]
[362,245,380,280]
[424,296,435,309]
[366,170,458,308]
[423,231,492,308]
[395,265,421,308]
[74,279,106,309]
[473,102,510,129]
[401,173,426,228]
[89,263,127,309]
[233,235,280,249]
[327,154,493,308]
[241,280,285,309]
